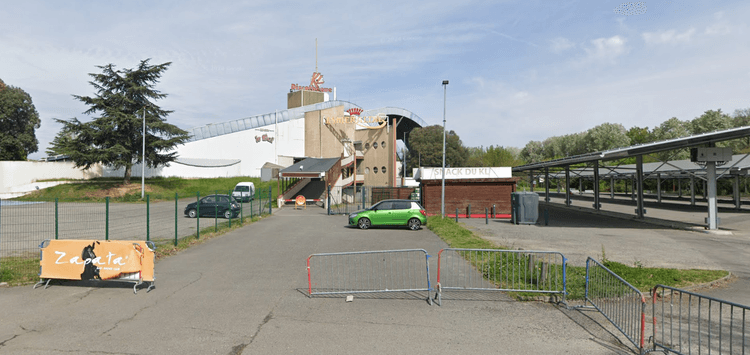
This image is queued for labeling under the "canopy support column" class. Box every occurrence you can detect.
[636,155,645,219]
[593,161,600,210]
[565,166,571,207]
[707,161,718,230]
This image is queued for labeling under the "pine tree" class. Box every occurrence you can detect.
[48,60,189,183]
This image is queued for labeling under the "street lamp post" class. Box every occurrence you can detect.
[441,80,449,218]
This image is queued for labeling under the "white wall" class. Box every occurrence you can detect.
[0,161,102,193]
[169,119,305,177]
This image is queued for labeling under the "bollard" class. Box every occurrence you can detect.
[485,207,488,224]
[455,208,458,222]
[544,209,549,226]
[492,204,496,219]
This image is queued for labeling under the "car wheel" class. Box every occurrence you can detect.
[358,218,371,230]
[408,218,421,230]
[224,210,233,219]
[187,209,197,218]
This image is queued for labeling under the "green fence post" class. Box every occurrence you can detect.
[250,197,253,219]
[196,192,200,240]
[240,193,244,223]
[214,189,218,232]
[105,196,110,241]
[175,193,178,246]
[269,186,272,215]
[146,195,150,242]
[228,189,232,228]
[258,191,261,216]
[55,198,59,240]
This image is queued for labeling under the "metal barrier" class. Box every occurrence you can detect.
[584,257,646,354]
[434,248,567,306]
[307,249,432,304]
[652,284,749,354]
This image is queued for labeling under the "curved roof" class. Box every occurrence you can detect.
[184,102,427,143]
[184,100,363,143]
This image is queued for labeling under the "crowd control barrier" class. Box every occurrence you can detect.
[583,257,646,354]
[307,249,432,304]
[434,248,567,306]
[34,239,155,293]
[652,284,748,354]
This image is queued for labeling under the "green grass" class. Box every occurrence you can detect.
[426,216,729,300]
[14,176,289,203]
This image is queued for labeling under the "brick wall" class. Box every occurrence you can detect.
[420,178,519,216]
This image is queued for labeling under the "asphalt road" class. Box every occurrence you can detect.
[0,207,634,355]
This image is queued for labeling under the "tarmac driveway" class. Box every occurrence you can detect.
[0,207,632,354]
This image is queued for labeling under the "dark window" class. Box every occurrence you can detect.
[373,167,378,173]
[382,166,387,174]
[373,142,378,149]
[394,201,411,209]
[375,201,393,210]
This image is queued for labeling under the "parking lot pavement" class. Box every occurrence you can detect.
[0,206,634,354]
[460,200,750,306]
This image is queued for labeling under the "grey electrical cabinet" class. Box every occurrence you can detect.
[511,192,539,225]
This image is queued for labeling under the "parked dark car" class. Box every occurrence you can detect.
[184,194,241,219]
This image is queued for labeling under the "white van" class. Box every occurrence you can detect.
[232,182,255,202]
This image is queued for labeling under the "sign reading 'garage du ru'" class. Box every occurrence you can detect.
[417,167,512,180]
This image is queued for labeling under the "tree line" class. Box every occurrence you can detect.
[402,109,750,176]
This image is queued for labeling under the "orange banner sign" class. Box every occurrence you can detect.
[39,240,154,282]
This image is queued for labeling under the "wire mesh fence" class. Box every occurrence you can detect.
[0,188,275,283]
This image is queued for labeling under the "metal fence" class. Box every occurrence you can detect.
[0,188,275,282]
[583,257,647,354]
[652,284,749,354]
[327,186,372,215]
[434,248,567,306]
[307,249,432,304]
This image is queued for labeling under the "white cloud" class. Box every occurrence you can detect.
[549,37,575,53]
[581,35,628,64]
[642,28,695,45]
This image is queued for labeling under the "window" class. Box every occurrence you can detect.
[382,166,387,174]
[375,201,393,210]
[394,201,411,209]
[373,167,378,173]
[373,142,378,149]
[365,167,370,174]
[365,142,370,150]
[381,141,386,148]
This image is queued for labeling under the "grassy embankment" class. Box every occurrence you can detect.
[17,176,287,203]
[1,177,284,286]
[426,216,728,300]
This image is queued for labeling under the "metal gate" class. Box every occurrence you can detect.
[434,248,567,306]
[307,249,432,304]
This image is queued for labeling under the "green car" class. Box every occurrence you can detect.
[348,199,427,230]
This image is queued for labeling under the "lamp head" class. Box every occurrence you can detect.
[442,80,449,85]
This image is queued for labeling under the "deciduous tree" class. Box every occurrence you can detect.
[0,79,41,160]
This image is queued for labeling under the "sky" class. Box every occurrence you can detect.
[2,0,749,160]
